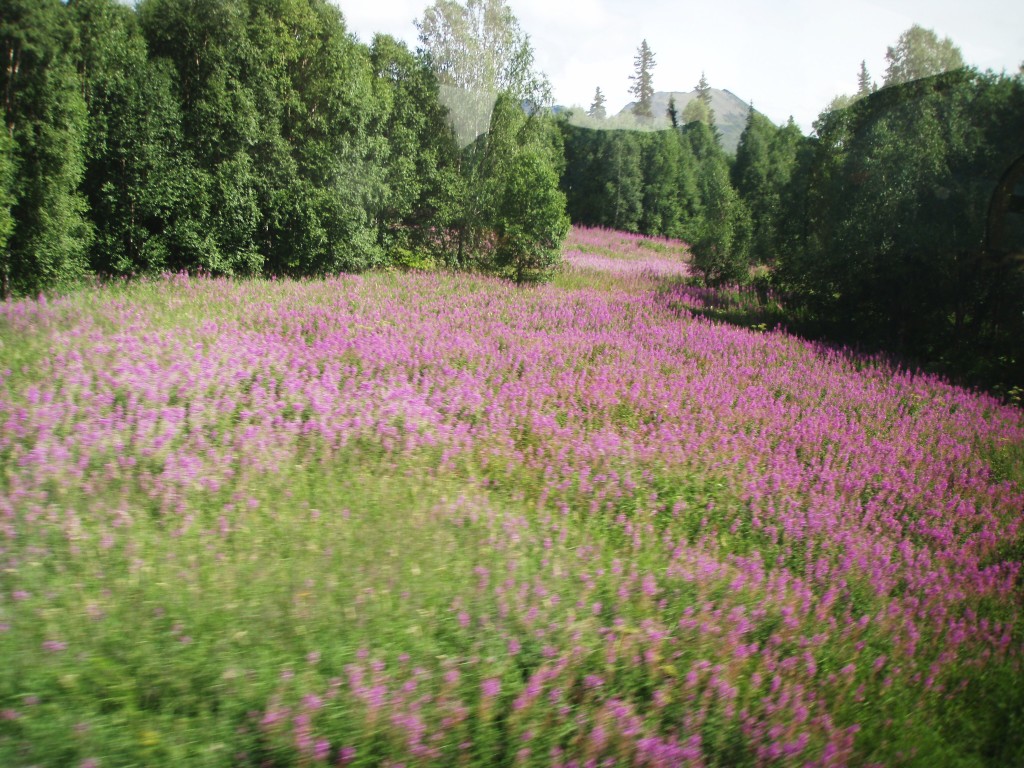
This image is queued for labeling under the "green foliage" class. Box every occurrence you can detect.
[70,0,190,277]
[601,131,645,232]
[588,87,606,119]
[490,148,569,283]
[779,69,1024,392]
[369,34,463,263]
[0,132,14,276]
[883,24,965,87]
[560,123,702,241]
[2,0,92,296]
[640,128,698,239]
[0,0,571,292]
[732,109,803,265]
[417,0,568,280]
[687,120,752,285]
[681,98,711,128]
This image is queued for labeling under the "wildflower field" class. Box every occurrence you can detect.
[1,228,1022,767]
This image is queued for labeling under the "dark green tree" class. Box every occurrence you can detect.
[369,33,463,266]
[857,60,874,96]
[1,0,91,297]
[732,107,800,265]
[696,72,715,123]
[667,95,679,128]
[629,40,656,119]
[589,86,607,119]
[485,96,568,282]
[781,69,1024,391]
[641,129,684,236]
[686,119,750,285]
[137,0,262,275]
[69,0,192,276]
[247,0,384,275]
[602,131,644,231]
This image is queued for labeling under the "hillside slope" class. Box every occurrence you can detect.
[619,88,761,152]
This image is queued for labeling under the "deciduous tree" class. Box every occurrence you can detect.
[883,24,964,87]
[417,0,567,280]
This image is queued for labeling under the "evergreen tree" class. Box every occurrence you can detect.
[640,128,683,236]
[602,131,644,231]
[696,71,715,124]
[686,119,749,285]
[589,86,607,119]
[857,60,873,96]
[1,0,91,296]
[683,73,715,127]
[732,107,800,265]
[667,95,679,128]
[629,40,655,119]
[731,107,773,251]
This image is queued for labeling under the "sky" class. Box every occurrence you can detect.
[335,0,1024,133]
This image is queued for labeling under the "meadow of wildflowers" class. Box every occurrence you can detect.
[1,227,1022,766]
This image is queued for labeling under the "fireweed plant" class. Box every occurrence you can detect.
[0,228,1022,766]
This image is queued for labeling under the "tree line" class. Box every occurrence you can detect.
[561,29,1024,394]
[3,3,1023,391]
[0,0,569,297]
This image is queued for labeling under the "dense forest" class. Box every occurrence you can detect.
[3,0,1024,393]
[1,0,569,293]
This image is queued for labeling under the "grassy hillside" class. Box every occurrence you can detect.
[0,228,1022,766]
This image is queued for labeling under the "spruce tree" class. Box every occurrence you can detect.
[629,40,656,119]
[857,60,873,96]
[695,71,715,125]
[589,87,607,119]
[667,95,679,128]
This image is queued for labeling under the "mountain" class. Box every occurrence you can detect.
[618,88,759,153]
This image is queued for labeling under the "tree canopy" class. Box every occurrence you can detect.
[883,24,964,86]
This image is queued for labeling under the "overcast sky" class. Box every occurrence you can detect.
[335,0,1023,133]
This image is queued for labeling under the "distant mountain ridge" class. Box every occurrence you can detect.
[619,88,760,153]
[553,87,764,154]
